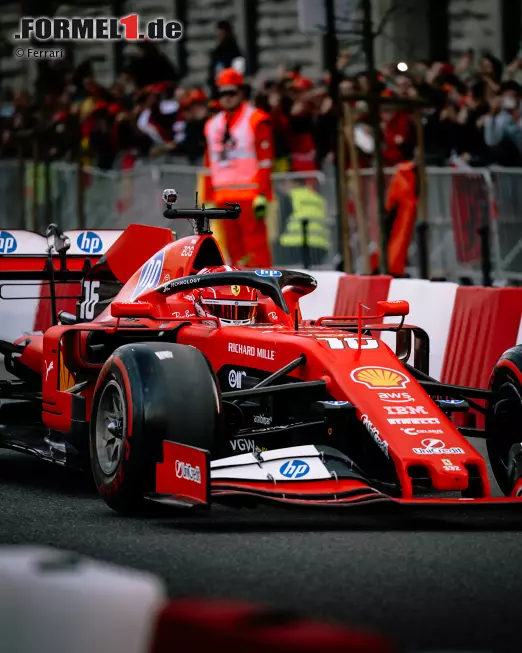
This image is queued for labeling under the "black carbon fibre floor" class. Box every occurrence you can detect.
[1,365,521,651]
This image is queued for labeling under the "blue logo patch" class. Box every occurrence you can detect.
[442,399,465,404]
[322,401,350,406]
[279,459,310,479]
[0,231,17,253]
[77,231,103,254]
[255,269,282,277]
[132,249,165,300]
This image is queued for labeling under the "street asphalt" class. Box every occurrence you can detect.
[0,362,521,652]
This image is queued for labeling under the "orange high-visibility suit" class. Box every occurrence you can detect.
[385,161,418,276]
[204,101,274,268]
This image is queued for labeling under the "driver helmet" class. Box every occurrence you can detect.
[192,266,258,327]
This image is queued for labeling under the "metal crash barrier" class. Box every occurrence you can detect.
[356,165,522,283]
[2,157,522,281]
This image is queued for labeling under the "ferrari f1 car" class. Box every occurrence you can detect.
[1,191,522,513]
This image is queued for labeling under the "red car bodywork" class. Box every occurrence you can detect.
[5,220,522,508]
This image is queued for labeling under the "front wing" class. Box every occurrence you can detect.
[151,442,522,510]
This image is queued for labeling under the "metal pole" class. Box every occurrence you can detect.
[44,131,52,226]
[31,134,39,232]
[301,219,310,270]
[478,194,492,286]
[344,102,370,274]
[17,137,25,228]
[361,0,387,273]
[75,116,85,229]
[325,0,352,273]
[414,108,429,279]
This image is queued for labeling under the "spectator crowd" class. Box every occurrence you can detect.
[3,20,522,171]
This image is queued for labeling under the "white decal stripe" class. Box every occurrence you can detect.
[211,445,320,468]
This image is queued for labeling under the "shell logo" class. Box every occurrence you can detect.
[351,366,410,390]
[231,285,241,296]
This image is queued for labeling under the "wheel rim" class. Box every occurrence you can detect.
[492,381,522,472]
[95,380,127,475]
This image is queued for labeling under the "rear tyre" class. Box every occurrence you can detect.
[486,345,522,496]
[89,342,220,513]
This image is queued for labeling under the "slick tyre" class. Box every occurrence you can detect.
[89,342,220,513]
[486,345,522,496]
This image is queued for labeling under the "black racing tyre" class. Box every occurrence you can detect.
[486,345,522,496]
[89,342,220,513]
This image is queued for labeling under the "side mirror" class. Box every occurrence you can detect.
[111,301,156,319]
[377,300,410,318]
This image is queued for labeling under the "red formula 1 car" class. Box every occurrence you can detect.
[1,191,522,513]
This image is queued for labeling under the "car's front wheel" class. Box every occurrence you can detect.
[89,342,220,513]
[486,345,522,496]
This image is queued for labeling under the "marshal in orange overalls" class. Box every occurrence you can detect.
[204,69,273,268]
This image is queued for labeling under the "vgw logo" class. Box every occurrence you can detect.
[279,459,310,479]
[0,231,17,253]
[77,231,103,254]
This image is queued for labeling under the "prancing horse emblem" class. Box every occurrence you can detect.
[231,285,241,296]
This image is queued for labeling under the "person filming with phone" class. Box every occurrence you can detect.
[484,81,522,166]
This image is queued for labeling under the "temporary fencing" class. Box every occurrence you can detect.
[2,158,522,281]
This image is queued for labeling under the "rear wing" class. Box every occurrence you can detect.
[0,228,123,278]
[0,228,123,340]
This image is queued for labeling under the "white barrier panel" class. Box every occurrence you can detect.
[0,282,42,342]
[65,230,123,256]
[292,270,344,320]
[517,317,522,346]
[0,230,47,254]
[381,279,459,380]
[0,232,49,341]
[0,546,166,653]
[0,230,123,342]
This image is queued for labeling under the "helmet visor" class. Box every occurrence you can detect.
[202,299,257,322]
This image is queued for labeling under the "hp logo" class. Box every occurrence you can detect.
[279,459,310,479]
[77,231,103,254]
[0,231,17,253]
[255,269,282,277]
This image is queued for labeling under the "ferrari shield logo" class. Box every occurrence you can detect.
[231,285,241,296]
[351,366,409,390]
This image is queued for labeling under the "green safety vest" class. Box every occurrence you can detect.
[280,187,330,250]
[25,163,59,205]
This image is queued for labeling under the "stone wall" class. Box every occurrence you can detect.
[0,3,29,95]
[183,0,238,87]
[0,0,510,96]
[256,0,323,81]
[448,0,502,59]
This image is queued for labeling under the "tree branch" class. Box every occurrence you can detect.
[372,1,407,39]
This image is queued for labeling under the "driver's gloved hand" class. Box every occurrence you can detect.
[252,194,268,220]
